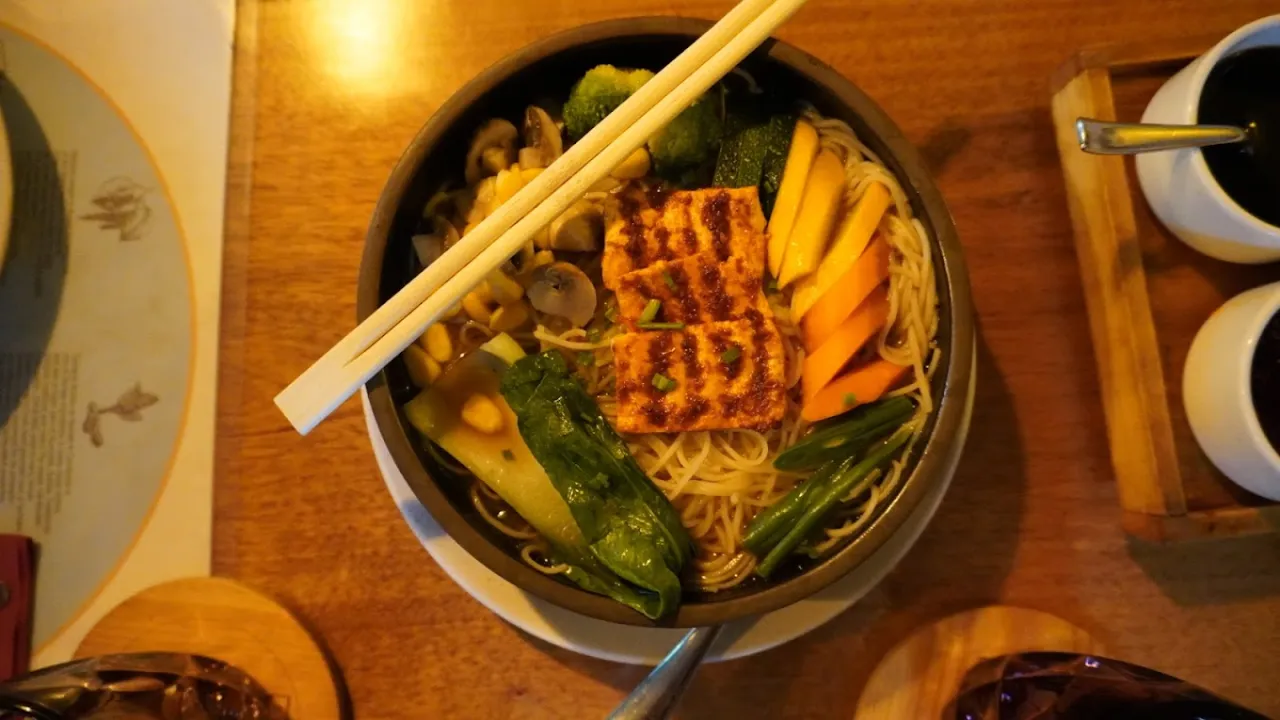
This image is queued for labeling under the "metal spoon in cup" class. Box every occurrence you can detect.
[1076,117,1253,155]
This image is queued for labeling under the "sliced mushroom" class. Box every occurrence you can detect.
[523,106,563,167]
[481,146,512,176]
[547,200,604,252]
[465,119,518,185]
[433,216,461,249]
[412,234,443,267]
[528,262,597,327]
[502,240,536,278]
[517,147,545,169]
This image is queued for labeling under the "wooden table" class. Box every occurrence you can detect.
[215,1,1280,717]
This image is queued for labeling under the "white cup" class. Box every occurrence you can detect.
[1136,15,1280,264]
[1183,281,1280,500]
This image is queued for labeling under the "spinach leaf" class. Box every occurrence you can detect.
[501,351,693,618]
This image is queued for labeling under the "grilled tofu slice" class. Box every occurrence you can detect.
[614,252,771,327]
[603,186,767,289]
[612,311,787,433]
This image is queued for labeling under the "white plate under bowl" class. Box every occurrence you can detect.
[0,99,12,267]
[362,349,973,665]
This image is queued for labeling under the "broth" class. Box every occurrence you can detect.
[1198,46,1280,228]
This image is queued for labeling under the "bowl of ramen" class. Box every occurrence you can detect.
[359,18,975,626]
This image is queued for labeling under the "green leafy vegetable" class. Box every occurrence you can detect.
[772,396,915,471]
[500,351,693,618]
[404,335,672,619]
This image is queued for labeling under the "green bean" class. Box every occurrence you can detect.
[756,427,914,579]
[742,459,844,555]
[772,396,915,471]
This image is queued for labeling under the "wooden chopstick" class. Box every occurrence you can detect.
[276,0,810,434]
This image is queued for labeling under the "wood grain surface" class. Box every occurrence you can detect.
[1053,46,1280,542]
[215,1,1280,718]
[76,578,341,720]
[855,606,1103,719]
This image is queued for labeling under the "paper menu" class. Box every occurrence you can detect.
[0,1,233,666]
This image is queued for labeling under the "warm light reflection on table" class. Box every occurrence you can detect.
[304,0,432,99]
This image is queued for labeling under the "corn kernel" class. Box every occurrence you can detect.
[423,324,454,363]
[461,394,504,434]
[462,291,493,325]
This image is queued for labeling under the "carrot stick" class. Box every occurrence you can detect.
[801,237,890,352]
[801,286,890,401]
[801,358,910,423]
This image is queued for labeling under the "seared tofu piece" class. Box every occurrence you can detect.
[612,311,787,433]
[603,186,767,289]
[615,252,771,327]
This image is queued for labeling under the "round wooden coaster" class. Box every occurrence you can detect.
[856,606,1103,719]
[76,577,341,720]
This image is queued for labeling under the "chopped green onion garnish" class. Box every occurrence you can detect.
[662,271,677,291]
[637,321,685,330]
[843,392,858,408]
[652,373,677,392]
[766,276,779,292]
[604,300,619,323]
[721,346,741,363]
[586,327,602,343]
[502,449,516,461]
[577,350,595,367]
[639,299,661,324]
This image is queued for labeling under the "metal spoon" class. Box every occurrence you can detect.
[607,626,723,720]
[1076,117,1252,155]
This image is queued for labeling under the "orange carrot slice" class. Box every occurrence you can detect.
[801,359,910,423]
[801,237,891,352]
[802,286,890,402]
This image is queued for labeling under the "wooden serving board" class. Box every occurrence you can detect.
[855,607,1103,719]
[76,577,343,720]
[1050,37,1280,542]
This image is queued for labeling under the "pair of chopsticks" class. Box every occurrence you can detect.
[276,0,811,435]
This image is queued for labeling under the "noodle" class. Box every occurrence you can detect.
[461,106,940,593]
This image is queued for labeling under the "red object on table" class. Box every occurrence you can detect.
[0,535,33,681]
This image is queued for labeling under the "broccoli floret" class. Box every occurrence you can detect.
[648,94,723,179]
[563,65,655,140]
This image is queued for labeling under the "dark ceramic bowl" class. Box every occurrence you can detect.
[359,18,975,627]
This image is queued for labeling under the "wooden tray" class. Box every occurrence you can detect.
[1051,37,1280,543]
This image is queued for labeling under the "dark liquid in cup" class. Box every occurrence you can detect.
[1254,311,1280,452]
[1198,46,1280,228]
